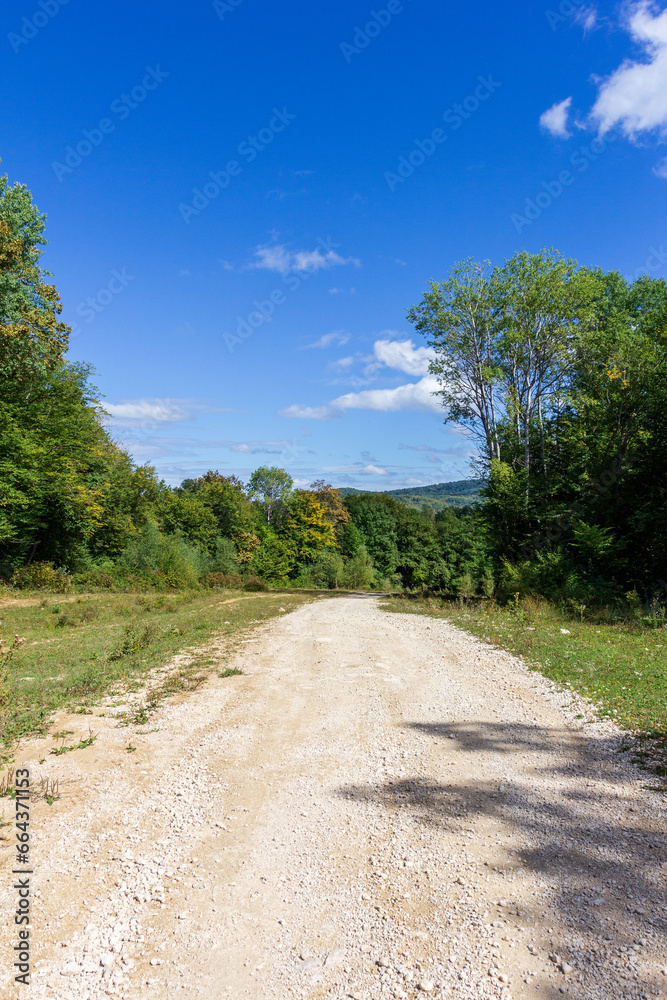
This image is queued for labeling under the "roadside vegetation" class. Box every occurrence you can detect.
[383,594,667,785]
[0,589,310,746]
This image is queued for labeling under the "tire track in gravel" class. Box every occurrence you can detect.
[1,595,665,1000]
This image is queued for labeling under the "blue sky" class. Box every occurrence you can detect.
[2,0,666,488]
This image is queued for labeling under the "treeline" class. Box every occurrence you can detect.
[2,169,666,603]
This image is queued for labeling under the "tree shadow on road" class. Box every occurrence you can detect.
[338,719,666,998]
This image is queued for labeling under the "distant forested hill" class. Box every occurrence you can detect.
[339,480,481,511]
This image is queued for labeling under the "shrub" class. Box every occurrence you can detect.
[252,533,291,583]
[243,576,269,592]
[310,551,345,589]
[291,566,316,589]
[12,562,71,592]
[209,537,240,575]
[341,545,374,590]
[109,622,160,661]
[117,524,207,589]
[70,561,118,590]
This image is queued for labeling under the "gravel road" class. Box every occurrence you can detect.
[2,594,665,1000]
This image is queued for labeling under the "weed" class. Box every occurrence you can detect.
[39,777,59,805]
[0,769,15,797]
[50,727,98,755]
[125,744,136,754]
[219,667,243,678]
[109,622,159,661]
[0,634,27,731]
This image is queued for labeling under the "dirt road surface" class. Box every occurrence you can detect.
[1,595,665,1000]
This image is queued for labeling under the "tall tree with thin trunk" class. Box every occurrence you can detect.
[407,259,503,466]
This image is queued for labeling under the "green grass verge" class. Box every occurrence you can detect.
[0,589,311,745]
[381,595,667,783]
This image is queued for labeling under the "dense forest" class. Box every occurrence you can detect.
[1,170,666,604]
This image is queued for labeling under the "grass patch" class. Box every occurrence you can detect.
[219,666,243,678]
[381,594,667,782]
[0,589,311,745]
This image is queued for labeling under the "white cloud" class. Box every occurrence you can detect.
[104,399,192,426]
[539,97,573,138]
[280,337,441,420]
[331,375,442,414]
[590,2,667,139]
[373,337,436,376]
[654,155,667,175]
[280,377,442,420]
[360,465,388,476]
[249,244,292,274]
[248,243,360,275]
[303,329,351,349]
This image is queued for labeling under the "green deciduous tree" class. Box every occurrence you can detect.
[247,466,293,525]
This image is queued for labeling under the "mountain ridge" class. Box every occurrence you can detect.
[338,479,481,511]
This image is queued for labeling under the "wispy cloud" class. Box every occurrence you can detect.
[278,404,342,421]
[327,356,356,372]
[104,399,239,428]
[248,243,360,275]
[229,444,281,455]
[575,6,598,31]
[227,439,294,455]
[104,399,193,426]
[653,155,667,176]
[303,329,351,350]
[399,443,450,454]
[539,96,573,138]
